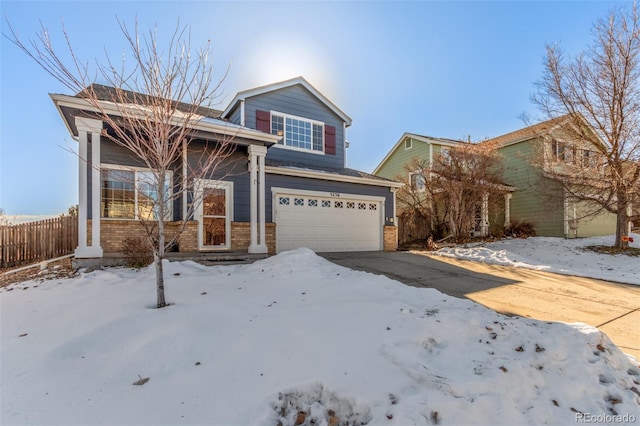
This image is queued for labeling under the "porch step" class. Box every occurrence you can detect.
[73,251,269,270]
[165,251,269,265]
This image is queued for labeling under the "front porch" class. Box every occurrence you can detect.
[71,116,274,261]
[75,220,276,269]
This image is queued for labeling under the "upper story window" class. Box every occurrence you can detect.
[550,140,576,164]
[271,111,324,153]
[405,138,412,150]
[581,149,598,168]
[101,166,172,220]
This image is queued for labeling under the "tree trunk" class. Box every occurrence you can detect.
[614,191,630,250]
[154,251,166,308]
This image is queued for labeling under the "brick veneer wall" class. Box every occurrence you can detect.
[384,225,398,251]
[86,220,275,254]
[231,222,276,254]
[88,220,198,253]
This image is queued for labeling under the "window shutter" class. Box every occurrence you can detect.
[324,125,336,155]
[256,110,270,133]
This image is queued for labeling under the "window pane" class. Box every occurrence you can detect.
[203,217,226,246]
[271,115,284,142]
[137,171,172,220]
[101,169,135,218]
[203,188,226,216]
[410,173,426,192]
[312,124,323,151]
[285,117,312,150]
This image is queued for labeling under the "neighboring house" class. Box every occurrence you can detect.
[484,116,616,238]
[52,77,401,260]
[373,133,514,241]
[373,117,617,242]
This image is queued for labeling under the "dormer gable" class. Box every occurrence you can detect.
[222,77,350,168]
[373,132,462,178]
[221,76,351,126]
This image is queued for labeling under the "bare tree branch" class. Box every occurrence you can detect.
[531,3,640,248]
[4,17,236,307]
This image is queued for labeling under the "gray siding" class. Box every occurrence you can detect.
[245,85,346,169]
[265,173,395,226]
[186,148,250,222]
[227,104,242,125]
[94,138,394,229]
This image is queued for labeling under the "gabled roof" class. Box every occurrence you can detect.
[221,76,352,126]
[51,88,280,146]
[77,84,224,119]
[372,132,462,175]
[481,116,569,148]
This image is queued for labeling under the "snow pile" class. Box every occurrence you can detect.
[434,233,640,286]
[1,248,639,425]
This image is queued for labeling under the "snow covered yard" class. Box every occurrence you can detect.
[1,248,639,425]
[433,233,640,286]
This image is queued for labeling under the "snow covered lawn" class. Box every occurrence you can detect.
[1,248,639,425]
[433,234,640,286]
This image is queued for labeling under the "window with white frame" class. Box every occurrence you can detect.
[581,149,598,168]
[410,172,426,192]
[271,111,324,153]
[439,147,451,164]
[550,139,576,164]
[101,166,172,220]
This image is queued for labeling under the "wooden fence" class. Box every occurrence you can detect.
[0,216,78,268]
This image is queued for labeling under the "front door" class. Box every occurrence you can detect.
[196,180,233,250]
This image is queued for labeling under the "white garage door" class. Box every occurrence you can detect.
[274,189,383,253]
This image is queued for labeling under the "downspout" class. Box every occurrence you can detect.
[343,122,348,168]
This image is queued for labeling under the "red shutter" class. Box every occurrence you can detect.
[324,125,336,155]
[256,110,270,133]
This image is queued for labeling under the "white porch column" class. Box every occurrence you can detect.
[248,145,268,254]
[74,117,103,258]
[504,193,512,228]
[258,151,267,248]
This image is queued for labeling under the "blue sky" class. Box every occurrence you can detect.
[0,0,626,215]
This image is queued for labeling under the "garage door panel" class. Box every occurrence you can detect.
[275,192,382,253]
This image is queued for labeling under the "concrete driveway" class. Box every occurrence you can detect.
[320,251,640,360]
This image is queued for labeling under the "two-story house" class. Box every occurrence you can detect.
[484,116,617,238]
[373,133,515,243]
[373,117,617,244]
[52,77,401,262]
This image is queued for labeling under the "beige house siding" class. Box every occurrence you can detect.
[569,203,617,238]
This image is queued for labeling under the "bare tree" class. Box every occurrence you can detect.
[395,142,507,243]
[0,209,10,227]
[5,19,236,307]
[532,4,640,249]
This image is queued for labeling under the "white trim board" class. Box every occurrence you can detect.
[266,166,402,188]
